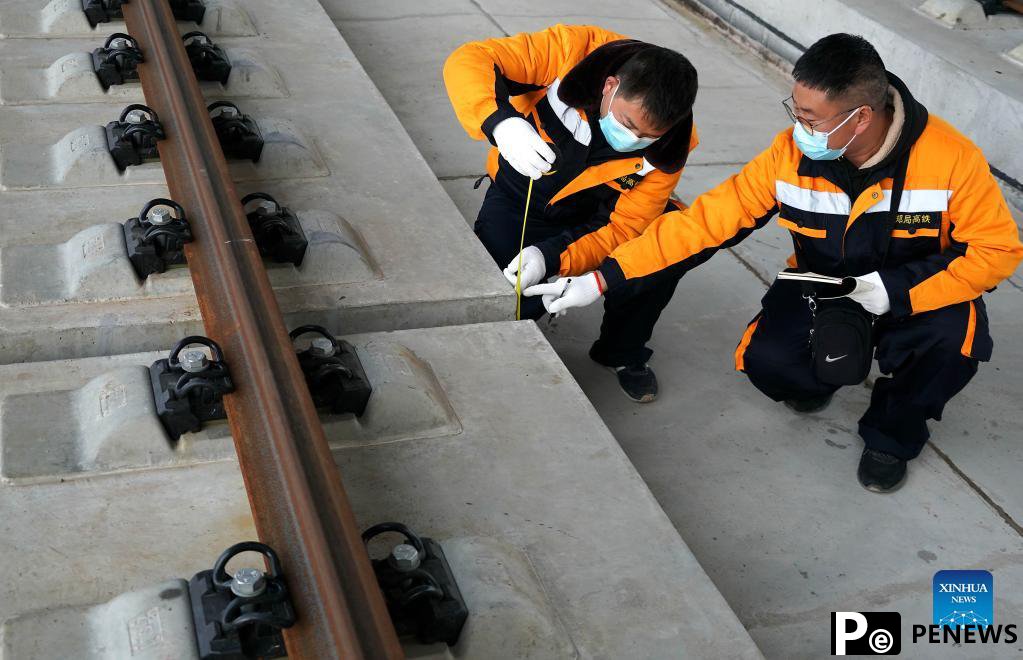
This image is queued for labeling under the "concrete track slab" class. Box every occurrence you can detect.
[0,321,761,659]
[0,0,257,39]
[0,0,512,364]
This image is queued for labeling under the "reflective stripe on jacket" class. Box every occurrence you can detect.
[598,74,1022,319]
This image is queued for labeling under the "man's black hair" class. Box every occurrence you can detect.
[616,46,697,130]
[792,34,889,108]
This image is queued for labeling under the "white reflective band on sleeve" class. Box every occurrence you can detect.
[775,180,852,215]
[863,188,953,214]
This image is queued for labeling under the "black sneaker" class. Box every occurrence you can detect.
[608,364,658,403]
[784,393,833,414]
[857,448,907,493]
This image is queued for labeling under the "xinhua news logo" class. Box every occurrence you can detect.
[933,569,992,627]
[831,612,900,655]
[909,569,1018,646]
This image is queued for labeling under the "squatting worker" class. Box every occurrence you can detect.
[526,34,1023,492]
[443,24,698,403]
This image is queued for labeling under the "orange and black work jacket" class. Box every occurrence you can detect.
[443,24,699,276]
[597,72,1023,352]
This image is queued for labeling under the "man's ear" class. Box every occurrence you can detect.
[602,75,618,97]
[599,76,618,115]
[853,105,873,136]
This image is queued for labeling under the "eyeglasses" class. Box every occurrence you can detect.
[782,96,863,136]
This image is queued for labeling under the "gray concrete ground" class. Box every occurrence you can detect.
[324,1,1023,657]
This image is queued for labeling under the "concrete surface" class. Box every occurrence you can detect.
[3,580,199,660]
[0,339,461,484]
[0,0,257,38]
[0,0,513,364]
[325,0,1023,657]
[0,40,288,105]
[0,322,761,659]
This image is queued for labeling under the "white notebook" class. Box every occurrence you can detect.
[776,271,874,294]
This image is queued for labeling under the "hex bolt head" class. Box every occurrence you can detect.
[147,207,173,226]
[110,37,130,50]
[125,109,148,124]
[230,567,267,598]
[217,106,239,118]
[389,543,421,572]
[253,200,276,215]
[180,349,209,373]
[309,337,335,357]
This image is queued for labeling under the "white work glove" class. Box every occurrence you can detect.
[524,273,604,316]
[492,117,555,180]
[504,246,546,289]
[846,271,890,315]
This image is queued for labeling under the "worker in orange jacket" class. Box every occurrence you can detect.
[527,34,1023,492]
[444,24,699,402]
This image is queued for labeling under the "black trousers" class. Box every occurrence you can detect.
[736,280,988,460]
[474,183,682,366]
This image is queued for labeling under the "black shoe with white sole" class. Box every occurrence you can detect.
[857,448,907,493]
[609,364,658,403]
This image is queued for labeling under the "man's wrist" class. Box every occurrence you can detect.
[596,258,626,292]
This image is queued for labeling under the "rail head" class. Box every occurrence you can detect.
[121,1,403,658]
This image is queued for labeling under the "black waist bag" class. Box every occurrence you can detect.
[799,146,911,387]
[810,297,874,385]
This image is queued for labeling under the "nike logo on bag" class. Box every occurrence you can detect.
[824,354,848,363]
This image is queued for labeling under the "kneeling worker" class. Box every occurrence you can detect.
[443,24,698,402]
[527,34,1023,492]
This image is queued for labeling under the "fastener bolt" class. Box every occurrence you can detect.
[309,337,335,357]
[110,37,131,50]
[125,109,148,124]
[253,200,276,215]
[230,567,267,598]
[148,207,173,226]
[180,349,209,373]
[390,543,421,572]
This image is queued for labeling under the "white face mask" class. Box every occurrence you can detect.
[599,82,658,152]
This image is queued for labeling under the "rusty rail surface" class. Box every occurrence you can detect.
[121,2,403,657]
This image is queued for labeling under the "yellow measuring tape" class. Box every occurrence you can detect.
[514,177,535,320]
[514,164,557,320]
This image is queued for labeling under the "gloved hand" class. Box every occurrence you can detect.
[524,272,604,315]
[504,246,546,289]
[492,117,555,180]
[846,271,890,315]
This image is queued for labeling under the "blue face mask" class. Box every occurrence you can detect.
[599,83,657,152]
[791,107,861,160]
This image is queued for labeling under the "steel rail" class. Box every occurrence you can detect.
[121,2,403,657]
